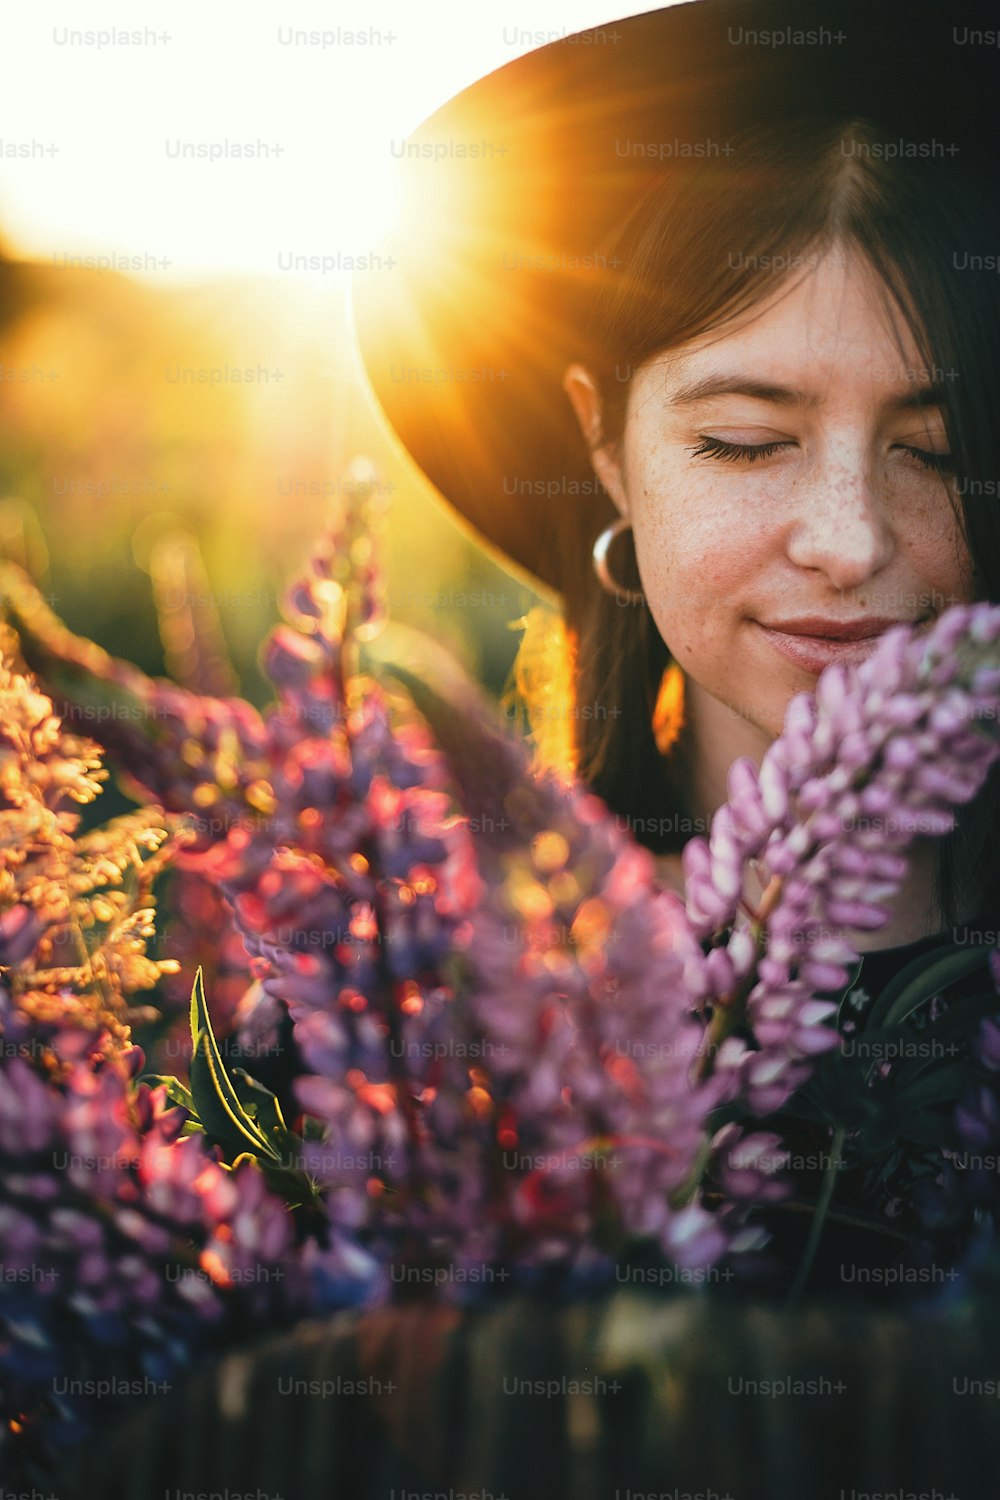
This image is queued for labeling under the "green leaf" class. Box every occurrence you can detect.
[0,561,159,734]
[359,622,538,839]
[892,1110,962,1149]
[188,967,279,1162]
[219,1149,323,1209]
[833,957,865,1028]
[180,998,324,1209]
[256,1158,326,1211]
[881,992,1000,1092]
[228,1068,321,1197]
[230,1067,289,1138]
[140,1074,197,1116]
[864,945,993,1037]
[893,1059,972,1112]
[771,1095,831,1127]
[858,946,993,1088]
[791,1044,889,1132]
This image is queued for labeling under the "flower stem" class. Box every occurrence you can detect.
[783,1124,847,1311]
[668,1133,712,1210]
[694,874,784,1083]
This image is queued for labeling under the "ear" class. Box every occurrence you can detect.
[562,363,630,518]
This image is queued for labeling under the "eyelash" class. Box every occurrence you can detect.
[686,435,955,473]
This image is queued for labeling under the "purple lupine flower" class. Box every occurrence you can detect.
[436,605,998,1267]
[0,993,307,1483]
[163,504,497,1273]
[6,495,999,1288]
[683,605,1000,1115]
[449,768,724,1269]
[5,495,487,1258]
[708,1122,791,1205]
[199,521,723,1271]
[913,1012,1000,1245]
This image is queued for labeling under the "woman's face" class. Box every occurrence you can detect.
[566,247,977,744]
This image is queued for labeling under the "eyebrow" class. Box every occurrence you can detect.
[666,373,948,411]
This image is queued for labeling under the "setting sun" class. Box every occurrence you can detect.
[0,0,627,283]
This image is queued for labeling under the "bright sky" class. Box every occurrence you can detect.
[0,0,643,282]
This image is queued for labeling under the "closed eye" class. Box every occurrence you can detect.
[897,444,954,473]
[686,436,955,474]
[686,435,793,464]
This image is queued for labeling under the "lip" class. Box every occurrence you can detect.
[762,614,921,641]
[757,614,930,674]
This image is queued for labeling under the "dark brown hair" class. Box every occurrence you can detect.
[557,116,1000,929]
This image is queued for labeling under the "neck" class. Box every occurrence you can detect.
[665,680,972,952]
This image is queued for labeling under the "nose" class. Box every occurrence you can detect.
[785,450,894,590]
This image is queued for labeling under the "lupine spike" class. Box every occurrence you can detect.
[1,492,997,1448]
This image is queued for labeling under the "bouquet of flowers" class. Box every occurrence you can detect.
[1,477,999,1484]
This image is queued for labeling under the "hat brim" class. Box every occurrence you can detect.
[351,0,998,600]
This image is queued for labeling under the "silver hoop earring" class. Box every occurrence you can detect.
[592,517,646,606]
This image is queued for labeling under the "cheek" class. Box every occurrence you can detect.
[881,486,971,603]
[629,460,766,625]
[892,488,976,601]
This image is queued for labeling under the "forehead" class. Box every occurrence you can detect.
[637,249,931,398]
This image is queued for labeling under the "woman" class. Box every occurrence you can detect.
[32,8,1000,1498]
[353,0,1000,1296]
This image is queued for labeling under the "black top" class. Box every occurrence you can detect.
[722,913,999,1306]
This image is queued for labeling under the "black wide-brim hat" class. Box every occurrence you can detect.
[351,0,999,604]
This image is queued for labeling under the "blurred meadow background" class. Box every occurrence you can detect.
[0,257,528,725]
[0,0,628,827]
